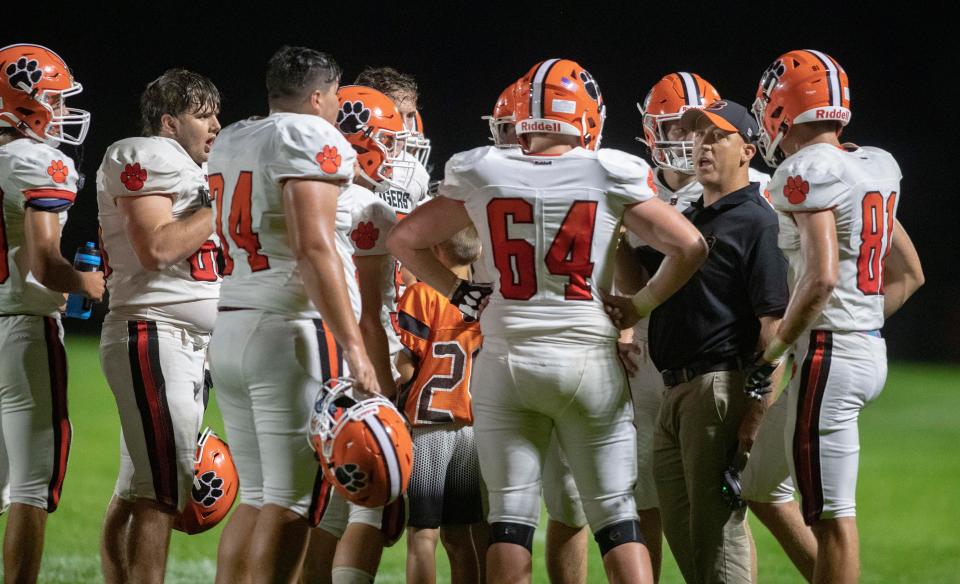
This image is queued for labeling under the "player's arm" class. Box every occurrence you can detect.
[355,254,397,397]
[283,178,379,393]
[882,219,924,319]
[387,196,473,297]
[117,194,213,271]
[605,197,708,329]
[395,350,416,386]
[773,210,838,348]
[614,230,649,295]
[24,209,104,299]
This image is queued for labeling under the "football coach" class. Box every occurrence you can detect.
[608,100,789,584]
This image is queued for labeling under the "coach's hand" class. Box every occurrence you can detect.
[344,347,381,395]
[617,341,642,375]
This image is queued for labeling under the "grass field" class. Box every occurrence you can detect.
[2,335,959,583]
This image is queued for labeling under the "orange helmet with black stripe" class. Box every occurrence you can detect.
[514,59,605,151]
[335,85,414,192]
[309,378,413,508]
[639,72,720,174]
[482,80,522,147]
[752,49,851,167]
[0,43,90,145]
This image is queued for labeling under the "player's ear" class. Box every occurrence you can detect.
[159,113,178,136]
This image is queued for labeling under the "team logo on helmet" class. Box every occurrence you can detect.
[579,70,600,102]
[335,463,368,494]
[758,60,787,100]
[192,470,225,508]
[336,101,371,134]
[5,57,42,91]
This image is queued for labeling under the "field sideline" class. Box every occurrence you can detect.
[1,336,958,583]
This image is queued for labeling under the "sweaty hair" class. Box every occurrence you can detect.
[266,46,341,101]
[140,69,220,136]
[353,67,418,99]
[439,225,482,266]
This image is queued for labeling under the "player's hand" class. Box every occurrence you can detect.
[448,279,493,322]
[343,348,381,396]
[79,270,106,302]
[617,341,642,375]
[600,290,642,330]
[743,353,777,395]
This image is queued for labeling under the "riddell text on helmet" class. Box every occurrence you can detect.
[816,109,850,122]
[518,120,563,132]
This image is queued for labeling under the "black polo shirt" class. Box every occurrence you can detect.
[641,182,788,372]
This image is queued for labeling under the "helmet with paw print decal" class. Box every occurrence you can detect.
[335,85,414,193]
[173,427,238,535]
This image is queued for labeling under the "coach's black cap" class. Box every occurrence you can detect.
[680,99,759,143]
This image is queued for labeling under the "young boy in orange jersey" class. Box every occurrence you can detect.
[396,225,487,584]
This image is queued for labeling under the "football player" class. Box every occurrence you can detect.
[300,85,407,584]
[0,43,102,584]
[483,78,591,584]
[95,68,222,584]
[389,58,708,584]
[208,46,378,584]
[621,72,814,582]
[395,225,486,584]
[352,67,431,294]
[749,50,923,584]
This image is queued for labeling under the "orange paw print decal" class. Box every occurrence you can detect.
[317,145,342,174]
[120,163,148,191]
[47,160,69,184]
[784,175,809,204]
[350,221,380,250]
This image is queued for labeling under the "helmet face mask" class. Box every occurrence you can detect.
[642,108,697,174]
[405,110,431,167]
[0,44,90,146]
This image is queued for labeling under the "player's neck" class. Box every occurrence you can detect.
[450,264,471,280]
[783,124,842,156]
[0,131,20,147]
[662,169,697,192]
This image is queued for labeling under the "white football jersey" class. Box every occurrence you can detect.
[0,139,77,316]
[441,146,656,342]
[625,166,771,342]
[341,184,399,351]
[208,113,358,319]
[97,137,221,330]
[770,143,900,332]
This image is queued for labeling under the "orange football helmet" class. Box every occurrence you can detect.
[406,110,432,167]
[513,59,605,150]
[310,378,413,508]
[752,49,851,167]
[173,428,238,535]
[335,85,414,192]
[0,44,90,146]
[482,80,521,147]
[639,72,720,174]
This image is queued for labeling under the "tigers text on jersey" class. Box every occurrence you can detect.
[770,143,900,332]
[0,139,77,316]
[441,145,656,342]
[97,137,221,330]
[340,183,398,328]
[397,282,481,426]
[208,113,358,319]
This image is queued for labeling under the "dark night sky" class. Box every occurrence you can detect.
[15,4,956,361]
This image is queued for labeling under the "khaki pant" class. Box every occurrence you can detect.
[653,369,751,584]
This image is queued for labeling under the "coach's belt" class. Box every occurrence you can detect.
[661,356,747,388]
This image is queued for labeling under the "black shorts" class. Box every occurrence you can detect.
[407,424,484,529]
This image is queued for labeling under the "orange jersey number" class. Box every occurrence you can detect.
[856,191,896,295]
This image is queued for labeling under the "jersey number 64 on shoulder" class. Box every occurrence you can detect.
[487,198,597,301]
[209,172,270,275]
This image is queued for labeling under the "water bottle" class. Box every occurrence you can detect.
[65,242,101,320]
